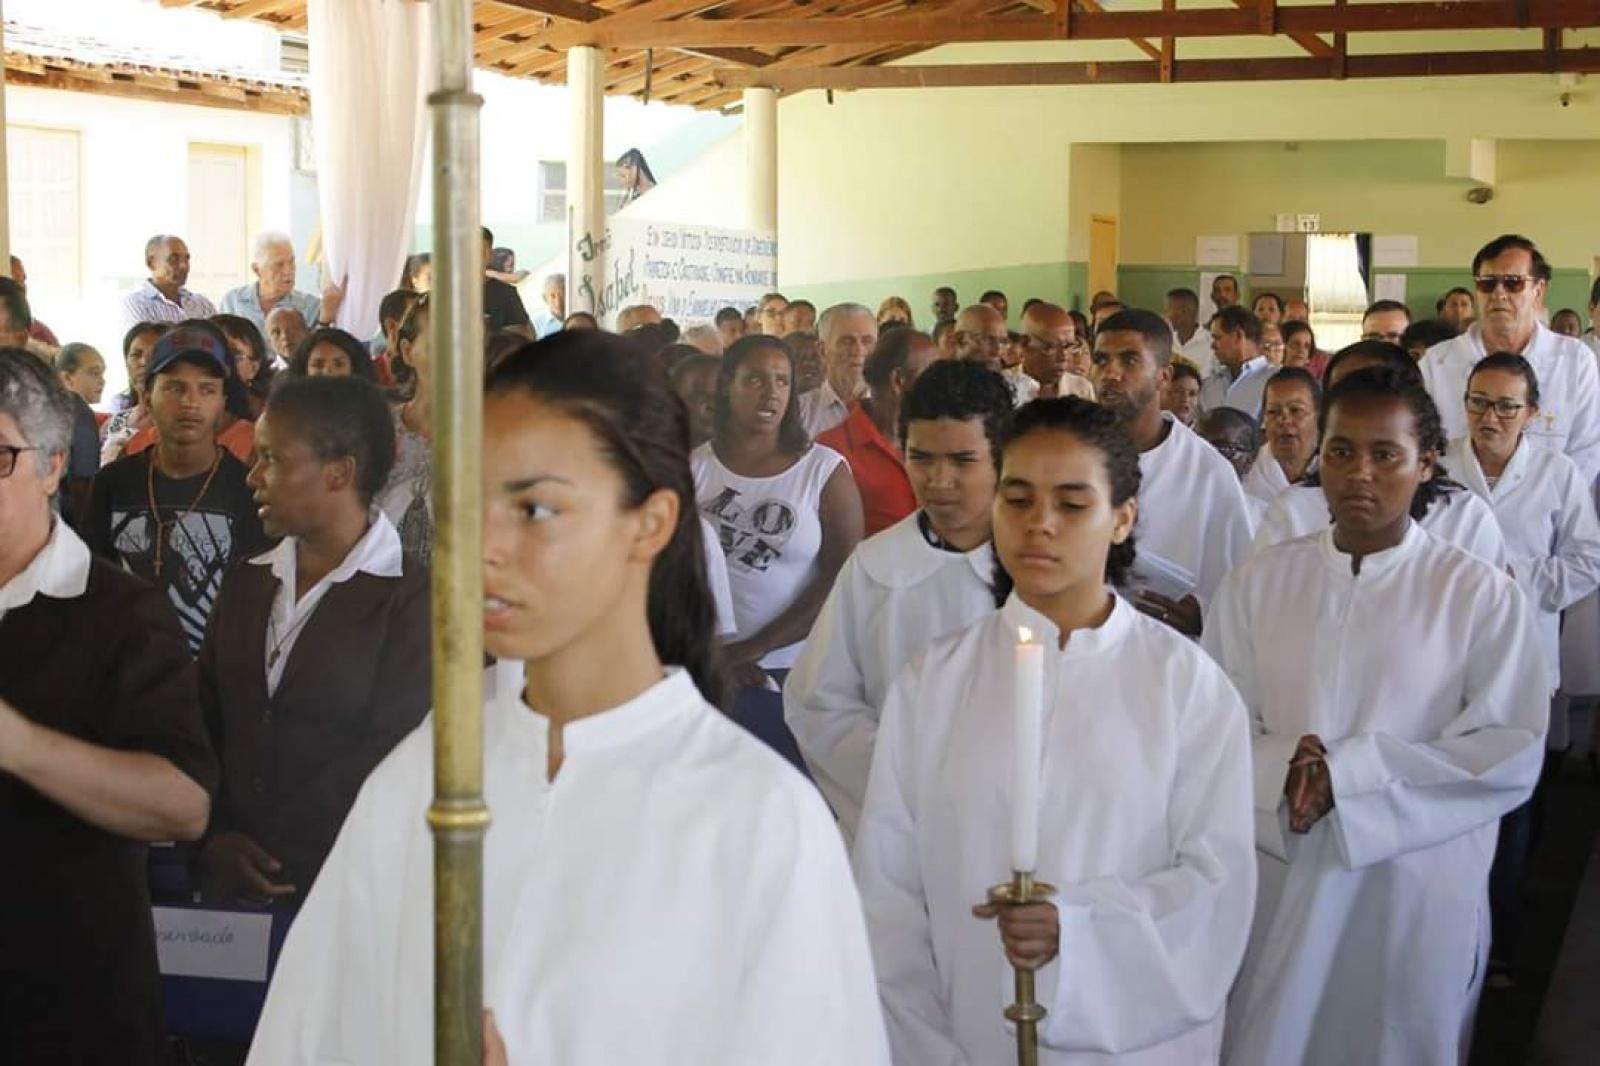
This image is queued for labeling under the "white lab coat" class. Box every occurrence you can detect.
[1204,524,1546,1066]
[1137,414,1256,605]
[1251,482,1506,567]
[856,594,1257,1065]
[1446,436,1600,693]
[247,670,892,1066]
[784,512,995,844]
[1422,323,1600,481]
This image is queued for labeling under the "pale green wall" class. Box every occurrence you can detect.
[1117,265,1593,323]
[789,261,1093,325]
[1119,140,1600,270]
[772,52,1600,293]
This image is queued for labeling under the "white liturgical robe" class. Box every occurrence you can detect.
[855,594,1256,1065]
[1251,482,1506,567]
[1422,323,1600,481]
[785,512,995,844]
[1446,435,1600,692]
[1204,524,1546,1066]
[1136,414,1255,605]
[1241,445,1295,506]
[247,671,891,1066]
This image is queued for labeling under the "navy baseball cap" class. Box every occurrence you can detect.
[145,326,230,381]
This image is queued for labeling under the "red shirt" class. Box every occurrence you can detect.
[816,402,915,538]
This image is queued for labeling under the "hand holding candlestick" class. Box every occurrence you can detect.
[977,872,1058,1066]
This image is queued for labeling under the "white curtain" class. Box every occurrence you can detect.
[1305,232,1371,351]
[307,0,432,340]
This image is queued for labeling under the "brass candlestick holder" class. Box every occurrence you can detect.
[988,871,1057,1066]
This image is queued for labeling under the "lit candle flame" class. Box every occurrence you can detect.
[1018,626,1035,644]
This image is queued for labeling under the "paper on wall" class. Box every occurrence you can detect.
[1372,235,1420,268]
[1373,274,1408,304]
[1195,235,1240,267]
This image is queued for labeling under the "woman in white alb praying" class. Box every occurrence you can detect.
[854,396,1257,1065]
[246,333,891,1066]
[785,360,1015,845]
[1206,366,1547,1066]
[1251,341,1506,566]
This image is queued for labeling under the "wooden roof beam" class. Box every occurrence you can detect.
[1076,0,1160,64]
[539,1,1600,49]
[217,0,297,19]
[712,45,1600,90]
[1233,0,1335,58]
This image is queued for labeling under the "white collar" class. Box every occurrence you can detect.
[249,511,405,593]
[0,519,92,616]
[1449,434,1531,499]
[813,378,862,411]
[491,668,703,760]
[999,589,1133,659]
[1461,321,1560,359]
[857,510,993,589]
[1316,519,1425,580]
[141,279,193,305]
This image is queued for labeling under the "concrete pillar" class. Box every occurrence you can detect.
[567,45,605,317]
[0,12,12,264]
[743,86,777,234]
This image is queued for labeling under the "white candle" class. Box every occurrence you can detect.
[1012,626,1045,874]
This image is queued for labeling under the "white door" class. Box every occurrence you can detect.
[6,125,82,297]
[186,144,250,299]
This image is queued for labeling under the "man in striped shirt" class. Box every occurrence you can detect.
[120,234,216,330]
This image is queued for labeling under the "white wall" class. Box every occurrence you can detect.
[6,85,296,395]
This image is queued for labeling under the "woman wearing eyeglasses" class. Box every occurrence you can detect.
[1444,352,1600,990]
[1419,234,1600,483]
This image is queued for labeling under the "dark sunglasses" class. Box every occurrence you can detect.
[1474,275,1535,295]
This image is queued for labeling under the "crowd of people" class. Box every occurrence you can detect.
[3,225,1600,1065]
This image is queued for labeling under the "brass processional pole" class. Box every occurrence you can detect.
[988,870,1055,1066]
[424,0,487,1063]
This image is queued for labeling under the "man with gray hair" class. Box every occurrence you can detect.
[682,323,723,356]
[533,273,566,339]
[0,349,217,1065]
[120,234,216,329]
[220,231,344,333]
[800,302,878,437]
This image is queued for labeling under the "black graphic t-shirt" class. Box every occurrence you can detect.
[85,449,270,654]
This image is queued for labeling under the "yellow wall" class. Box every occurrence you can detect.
[1066,143,1122,263]
[772,53,1600,288]
[1119,139,1600,269]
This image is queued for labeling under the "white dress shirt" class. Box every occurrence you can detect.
[248,514,405,696]
[121,279,217,330]
[1173,325,1217,378]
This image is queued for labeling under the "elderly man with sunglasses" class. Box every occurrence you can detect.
[1420,233,1600,482]
[0,350,217,1064]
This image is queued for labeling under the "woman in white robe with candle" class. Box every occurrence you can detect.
[246,333,891,1066]
[786,360,1014,844]
[1206,366,1547,1066]
[854,396,1257,1065]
